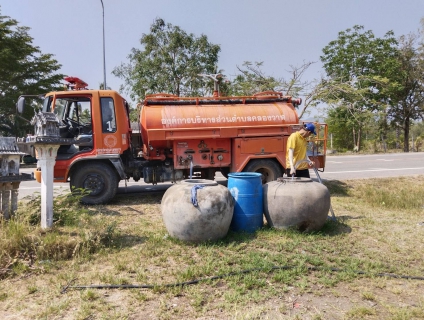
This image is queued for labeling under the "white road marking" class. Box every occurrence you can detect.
[320,167,424,174]
[19,186,65,190]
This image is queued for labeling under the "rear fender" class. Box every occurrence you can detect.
[234,154,285,172]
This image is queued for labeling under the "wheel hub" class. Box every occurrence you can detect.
[82,174,104,196]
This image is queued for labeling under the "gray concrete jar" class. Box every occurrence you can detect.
[161,179,234,242]
[263,177,330,232]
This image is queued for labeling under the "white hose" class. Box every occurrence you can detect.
[190,160,193,179]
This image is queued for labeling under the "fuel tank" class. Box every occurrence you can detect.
[140,92,300,148]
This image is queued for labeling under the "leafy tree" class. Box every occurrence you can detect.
[319,25,400,151]
[99,82,111,90]
[325,106,356,151]
[227,61,318,118]
[229,61,282,96]
[112,18,220,101]
[387,33,424,151]
[0,8,63,137]
[325,102,380,152]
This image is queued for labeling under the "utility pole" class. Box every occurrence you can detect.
[100,0,107,89]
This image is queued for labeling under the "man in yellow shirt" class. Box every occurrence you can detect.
[285,123,316,178]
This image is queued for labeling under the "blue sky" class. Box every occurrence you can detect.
[2,0,423,108]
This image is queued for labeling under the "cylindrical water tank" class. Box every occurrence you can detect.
[263,177,330,232]
[161,179,234,242]
[228,172,263,233]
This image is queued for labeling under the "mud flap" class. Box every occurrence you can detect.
[109,158,126,180]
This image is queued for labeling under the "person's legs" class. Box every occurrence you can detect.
[284,168,291,177]
[285,168,310,178]
[296,169,310,178]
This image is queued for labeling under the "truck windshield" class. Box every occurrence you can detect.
[48,97,90,123]
[69,100,91,125]
[42,96,52,112]
[53,98,67,120]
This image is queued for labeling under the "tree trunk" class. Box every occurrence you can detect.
[352,128,356,151]
[356,128,361,152]
[403,117,410,152]
[396,126,400,149]
[351,127,361,152]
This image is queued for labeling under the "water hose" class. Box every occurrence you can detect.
[60,264,424,293]
[313,166,336,220]
[190,185,205,207]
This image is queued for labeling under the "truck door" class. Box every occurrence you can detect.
[98,97,121,154]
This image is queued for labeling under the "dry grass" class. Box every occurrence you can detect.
[0,176,423,319]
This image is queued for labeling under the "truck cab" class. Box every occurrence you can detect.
[18,78,132,204]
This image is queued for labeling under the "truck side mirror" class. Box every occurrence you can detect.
[16,96,25,114]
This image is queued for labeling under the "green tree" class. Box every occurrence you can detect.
[387,33,424,151]
[325,103,379,152]
[229,61,282,96]
[0,8,63,137]
[320,25,400,151]
[227,61,318,118]
[99,82,111,90]
[112,18,220,101]
[325,107,356,151]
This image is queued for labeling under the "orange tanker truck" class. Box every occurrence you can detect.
[17,77,327,204]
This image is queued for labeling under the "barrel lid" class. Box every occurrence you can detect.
[277,177,313,183]
[181,179,218,186]
[228,172,262,179]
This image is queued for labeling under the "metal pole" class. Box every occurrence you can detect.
[313,167,336,221]
[100,0,107,89]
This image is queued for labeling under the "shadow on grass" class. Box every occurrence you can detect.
[168,230,259,248]
[113,192,164,205]
[222,230,259,244]
[319,218,352,236]
[51,228,148,252]
[94,207,122,216]
[112,234,148,248]
[259,219,352,237]
[322,180,351,196]
[173,218,353,250]
[337,215,365,220]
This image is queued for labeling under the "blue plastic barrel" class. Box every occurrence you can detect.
[228,172,263,233]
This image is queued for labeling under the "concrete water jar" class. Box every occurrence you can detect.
[161,179,234,242]
[263,177,330,232]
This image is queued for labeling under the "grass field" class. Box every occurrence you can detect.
[1,176,423,319]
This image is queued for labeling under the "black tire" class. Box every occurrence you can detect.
[220,167,230,179]
[243,159,283,184]
[70,162,118,205]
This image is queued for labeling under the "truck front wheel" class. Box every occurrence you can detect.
[243,159,283,184]
[70,162,118,205]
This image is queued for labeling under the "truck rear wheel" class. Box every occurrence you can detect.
[243,159,283,184]
[70,162,118,205]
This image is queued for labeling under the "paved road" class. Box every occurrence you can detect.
[17,152,424,199]
[314,152,424,181]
